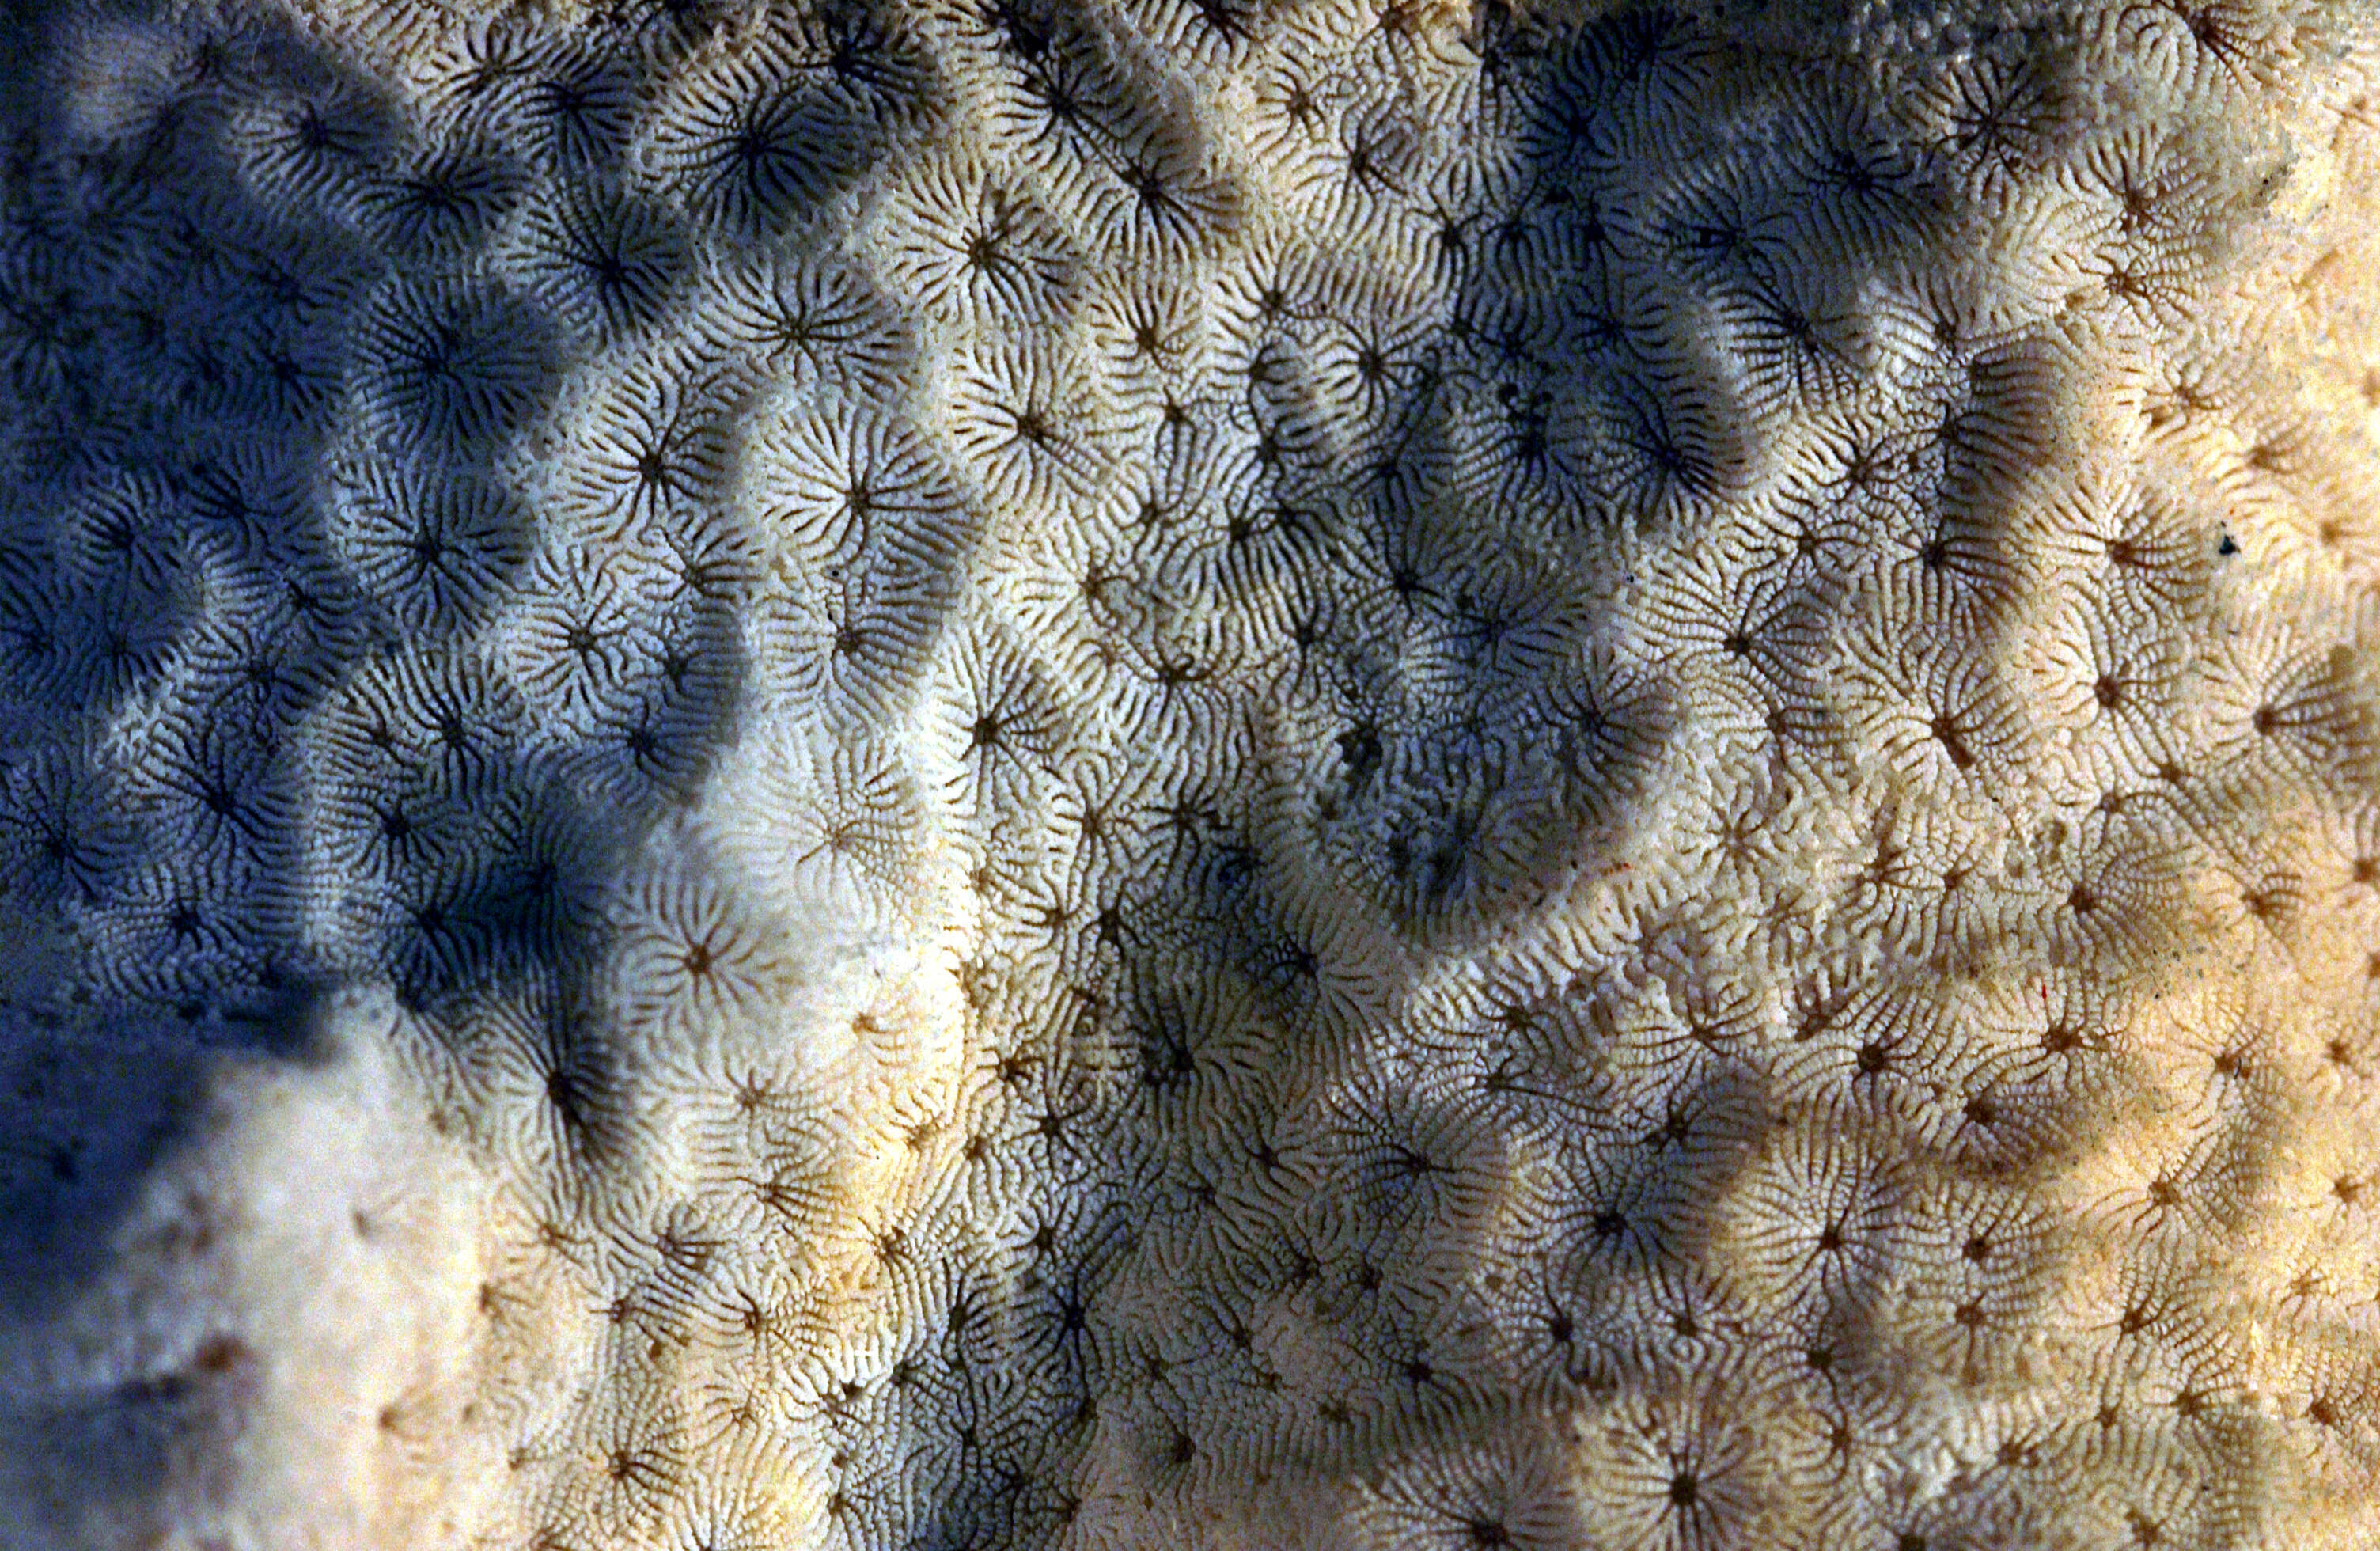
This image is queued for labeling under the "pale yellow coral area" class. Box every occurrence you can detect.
[5,0,2380,1547]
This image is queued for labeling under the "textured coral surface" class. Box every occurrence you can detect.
[6,0,2380,1545]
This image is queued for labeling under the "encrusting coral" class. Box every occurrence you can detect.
[5,0,2380,1544]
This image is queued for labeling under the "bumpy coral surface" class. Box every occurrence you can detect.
[6,0,2380,1545]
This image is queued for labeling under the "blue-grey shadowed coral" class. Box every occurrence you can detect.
[6,0,2380,1545]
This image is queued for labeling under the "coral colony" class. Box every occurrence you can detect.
[6,0,2380,1545]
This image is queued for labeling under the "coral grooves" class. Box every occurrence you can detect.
[6,0,2380,1545]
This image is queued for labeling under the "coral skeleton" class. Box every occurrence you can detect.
[6,0,2380,1545]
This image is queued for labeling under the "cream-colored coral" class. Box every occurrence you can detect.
[5,0,2380,1546]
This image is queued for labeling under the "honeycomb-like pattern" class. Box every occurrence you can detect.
[6,0,2380,1546]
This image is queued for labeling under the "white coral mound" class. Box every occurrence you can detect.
[6,0,2380,1546]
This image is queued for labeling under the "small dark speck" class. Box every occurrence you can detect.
[2217,532,2238,556]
